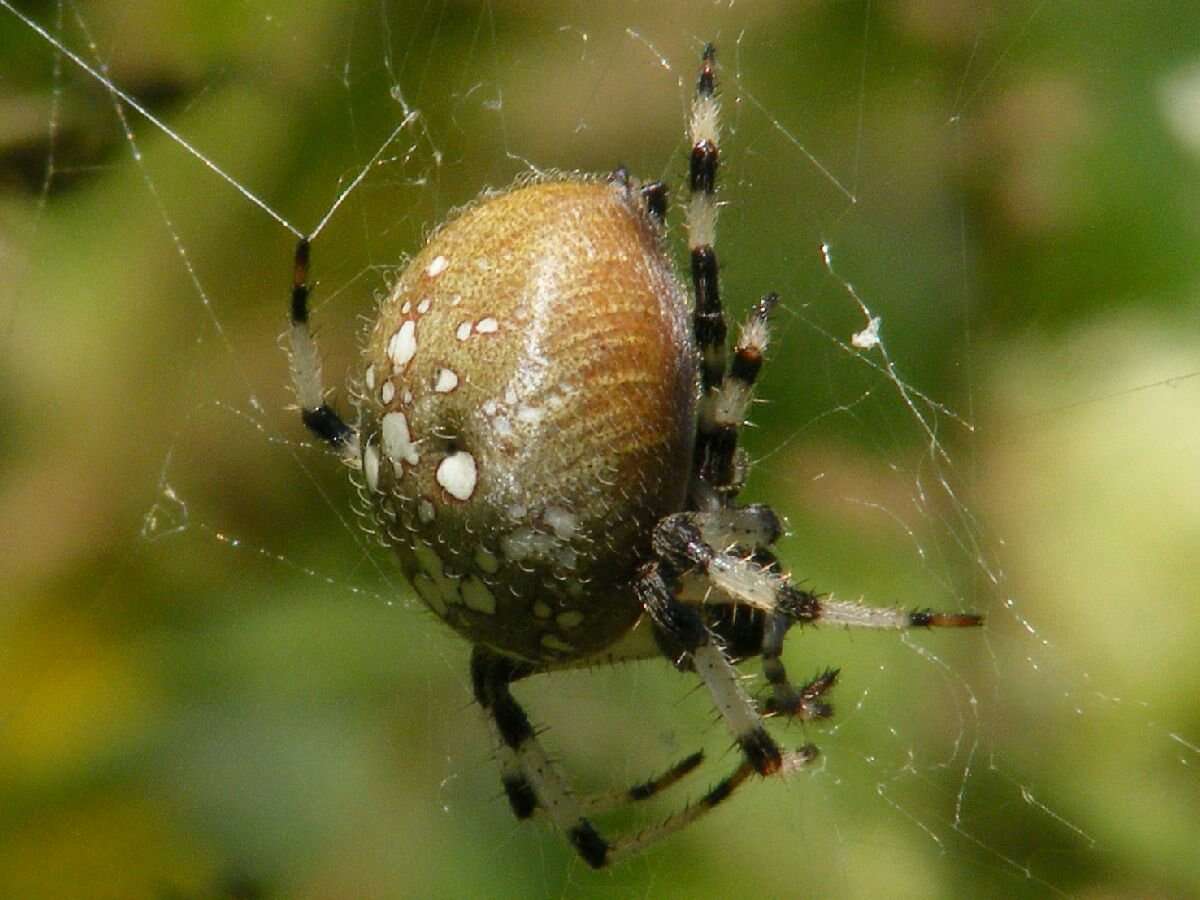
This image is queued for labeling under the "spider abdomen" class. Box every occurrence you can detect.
[358,177,698,663]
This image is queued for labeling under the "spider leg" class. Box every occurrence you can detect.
[570,750,705,816]
[470,647,613,867]
[687,43,726,397]
[700,591,839,721]
[657,511,984,629]
[603,742,820,867]
[636,561,815,778]
[655,510,981,724]
[289,238,359,459]
[471,647,779,868]
[698,293,778,496]
[760,611,839,720]
[683,506,839,718]
[686,44,735,511]
[684,43,780,508]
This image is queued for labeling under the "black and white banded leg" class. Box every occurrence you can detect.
[289,238,359,459]
[655,511,984,632]
[688,43,726,398]
[470,649,608,865]
[470,647,784,869]
[637,558,820,778]
[652,511,981,720]
[684,45,782,507]
[571,751,705,817]
[686,44,733,510]
[698,294,778,495]
[682,504,838,720]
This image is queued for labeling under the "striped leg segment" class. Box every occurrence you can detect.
[289,238,358,456]
[689,43,725,395]
[699,294,779,493]
[471,646,787,868]
[651,509,982,721]
[574,750,704,816]
[684,44,783,506]
[637,559,817,779]
[604,745,814,867]
[470,648,611,868]
[761,609,839,720]
[687,44,731,509]
[655,512,983,630]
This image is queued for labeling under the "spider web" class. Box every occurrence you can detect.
[2,1,1199,897]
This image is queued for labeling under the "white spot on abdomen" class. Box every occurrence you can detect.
[455,321,472,341]
[363,442,381,492]
[380,380,395,405]
[381,411,420,466]
[436,450,477,501]
[516,404,544,426]
[475,317,499,334]
[544,506,578,540]
[388,320,418,370]
[434,368,459,393]
[425,255,448,278]
[418,498,435,523]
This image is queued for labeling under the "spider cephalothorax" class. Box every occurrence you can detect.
[288,44,981,869]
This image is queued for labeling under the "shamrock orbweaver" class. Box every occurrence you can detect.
[287,44,982,868]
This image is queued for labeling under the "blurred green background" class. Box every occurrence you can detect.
[2,1,1199,897]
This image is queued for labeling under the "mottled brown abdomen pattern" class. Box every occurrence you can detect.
[357,177,697,663]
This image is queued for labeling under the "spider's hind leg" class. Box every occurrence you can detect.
[470,646,782,868]
[573,749,705,817]
[470,648,610,867]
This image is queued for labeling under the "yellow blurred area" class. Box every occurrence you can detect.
[0,795,216,899]
[1,615,161,780]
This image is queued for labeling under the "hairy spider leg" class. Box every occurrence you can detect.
[687,44,731,510]
[470,647,794,869]
[700,293,779,495]
[289,238,358,458]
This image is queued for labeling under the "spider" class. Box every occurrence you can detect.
[286,44,982,869]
